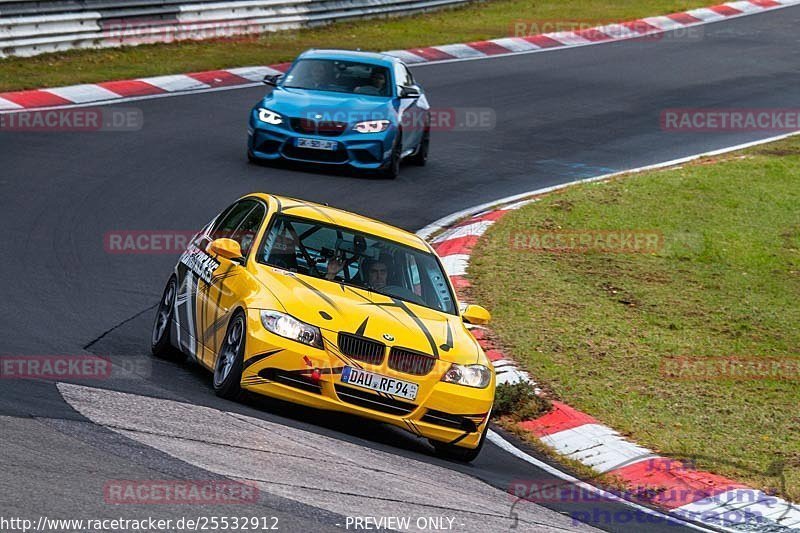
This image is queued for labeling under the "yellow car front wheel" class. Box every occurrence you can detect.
[213,311,246,400]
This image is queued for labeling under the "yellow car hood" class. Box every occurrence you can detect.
[252,264,483,365]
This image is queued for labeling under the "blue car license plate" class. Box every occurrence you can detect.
[296,138,337,151]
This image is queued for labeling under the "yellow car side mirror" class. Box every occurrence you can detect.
[462,304,491,325]
[207,238,244,264]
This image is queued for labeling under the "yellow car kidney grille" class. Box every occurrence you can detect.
[337,332,385,365]
[388,347,436,375]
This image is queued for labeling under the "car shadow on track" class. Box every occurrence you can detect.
[246,154,417,181]
[84,309,441,461]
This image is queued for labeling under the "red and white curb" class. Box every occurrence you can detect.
[0,64,290,112]
[1,0,798,113]
[420,132,800,532]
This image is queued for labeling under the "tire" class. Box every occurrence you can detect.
[247,149,258,164]
[380,134,401,179]
[151,276,184,361]
[407,127,429,166]
[213,310,246,400]
[430,417,490,462]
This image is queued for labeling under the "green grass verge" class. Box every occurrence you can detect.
[470,136,800,501]
[0,0,713,91]
[493,381,552,421]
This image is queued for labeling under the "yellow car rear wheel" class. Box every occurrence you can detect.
[150,276,184,362]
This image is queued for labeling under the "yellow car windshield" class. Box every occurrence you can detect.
[258,214,457,315]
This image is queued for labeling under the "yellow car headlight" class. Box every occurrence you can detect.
[441,363,492,388]
[260,310,323,349]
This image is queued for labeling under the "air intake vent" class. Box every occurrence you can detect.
[421,409,479,432]
[338,333,385,365]
[334,384,416,416]
[259,368,322,394]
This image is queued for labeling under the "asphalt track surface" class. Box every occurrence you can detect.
[1,7,799,532]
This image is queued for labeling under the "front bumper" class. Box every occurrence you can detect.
[241,309,494,449]
[248,115,397,170]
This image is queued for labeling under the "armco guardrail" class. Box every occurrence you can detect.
[0,0,471,58]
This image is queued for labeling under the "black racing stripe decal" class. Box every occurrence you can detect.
[195,275,209,353]
[202,313,230,342]
[440,321,453,352]
[188,273,199,357]
[242,376,269,384]
[355,316,369,337]
[344,287,412,330]
[353,300,442,365]
[448,432,471,445]
[210,267,238,284]
[243,348,283,371]
[461,413,490,420]
[209,263,236,350]
[392,298,439,358]
[293,276,341,312]
[289,366,344,376]
[402,420,421,436]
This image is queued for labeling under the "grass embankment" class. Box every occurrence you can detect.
[470,136,800,500]
[0,0,712,91]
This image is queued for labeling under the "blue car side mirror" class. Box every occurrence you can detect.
[400,85,421,98]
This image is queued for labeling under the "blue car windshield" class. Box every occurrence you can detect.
[283,59,392,97]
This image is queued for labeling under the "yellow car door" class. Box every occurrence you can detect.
[200,199,269,367]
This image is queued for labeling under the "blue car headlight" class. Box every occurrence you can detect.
[258,108,283,125]
[353,120,390,133]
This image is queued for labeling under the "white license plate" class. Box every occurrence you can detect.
[296,138,337,151]
[341,366,418,401]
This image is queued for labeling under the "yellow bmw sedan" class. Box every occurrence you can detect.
[151,193,494,461]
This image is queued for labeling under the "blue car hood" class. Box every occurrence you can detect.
[261,87,397,123]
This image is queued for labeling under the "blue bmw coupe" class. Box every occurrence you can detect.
[247,49,431,178]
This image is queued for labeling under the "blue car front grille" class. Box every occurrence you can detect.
[282,144,348,163]
[289,118,348,137]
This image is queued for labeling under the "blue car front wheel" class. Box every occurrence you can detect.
[408,127,430,167]
[380,134,402,179]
